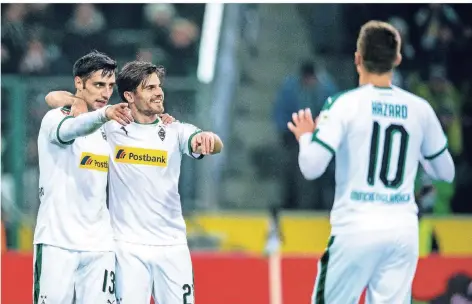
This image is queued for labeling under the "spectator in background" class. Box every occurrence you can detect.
[24,4,55,30]
[414,4,462,76]
[1,3,29,73]
[413,66,462,157]
[62,3,108,63]
[388,16,417,88]
[163,18,199,76]
[19,38,49,75]
[273,61,338,210]
[144,3,176,48]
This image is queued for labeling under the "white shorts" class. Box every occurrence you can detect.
[115,242,194,304]
[33,244,115,304]
[312,228,419,304]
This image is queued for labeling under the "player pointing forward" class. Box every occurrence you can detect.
[108,61,223,303]
[288,21,455,303]
[34,51,133,304]
[46,60,223,303]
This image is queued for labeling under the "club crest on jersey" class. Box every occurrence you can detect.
[158,126,166,141]
[114,146,168,167]
[79,153,109,172]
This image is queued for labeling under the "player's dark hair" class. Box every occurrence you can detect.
[72,50,117,83]
[357,21,401,74]
[117,60,166,102]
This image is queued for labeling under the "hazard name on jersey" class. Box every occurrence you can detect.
[79,152,109,172]
[114,146,168,167]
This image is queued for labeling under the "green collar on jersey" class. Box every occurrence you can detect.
[373,85,393,90]
[134,117,160,125]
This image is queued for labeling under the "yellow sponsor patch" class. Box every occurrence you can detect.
[114,146,168,167]
[79,152,108,172]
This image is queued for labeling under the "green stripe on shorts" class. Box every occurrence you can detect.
[314,236,335,304]
[33,244,43,304]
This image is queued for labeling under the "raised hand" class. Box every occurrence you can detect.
[287,108,317,141]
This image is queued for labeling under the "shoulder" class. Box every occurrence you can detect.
[392,86,433,112]
[322,86,366,113]
[41,107,71,126]
[168,121,199,131]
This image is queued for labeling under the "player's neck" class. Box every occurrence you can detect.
[132,110,159,124]
[359,72,393,89]
[74,91,94,112]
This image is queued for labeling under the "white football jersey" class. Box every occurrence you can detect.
[314,84,448,233]
[34,107,114,251]
[104,118,202,245]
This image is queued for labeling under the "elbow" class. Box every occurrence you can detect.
[439,167,455,183]
[300,167,320,180]
[45,92,55,107]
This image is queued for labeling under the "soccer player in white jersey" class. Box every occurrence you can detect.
[45,60,223,303]
[34,51,134,304]
[103,60,223,304]
[287,21,455,303]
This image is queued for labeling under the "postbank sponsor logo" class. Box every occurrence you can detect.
[79,153,109,172]
[115,146,168,167]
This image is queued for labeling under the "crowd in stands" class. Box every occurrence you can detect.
[1,3,204,76]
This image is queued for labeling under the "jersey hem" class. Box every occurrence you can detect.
[424,143,448,160]
[113,237,188,246]
[56,116,75,145]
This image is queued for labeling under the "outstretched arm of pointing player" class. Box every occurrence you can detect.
[56,104,133,144]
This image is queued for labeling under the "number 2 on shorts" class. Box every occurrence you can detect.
[102,269,115,294]
[183,284,194,304]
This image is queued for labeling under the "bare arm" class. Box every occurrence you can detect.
[45,91,77,108]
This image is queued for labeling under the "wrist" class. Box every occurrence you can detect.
[101,105,112,122]
[299,132,313,146]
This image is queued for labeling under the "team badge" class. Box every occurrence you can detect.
[158,126,166,141]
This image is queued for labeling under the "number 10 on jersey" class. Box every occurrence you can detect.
[367,121,409,189]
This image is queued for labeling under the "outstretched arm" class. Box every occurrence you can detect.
[51,103,133,145]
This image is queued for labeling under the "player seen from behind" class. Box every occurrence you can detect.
[287,20,455,304]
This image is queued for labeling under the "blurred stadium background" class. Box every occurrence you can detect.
[2,3,472,304]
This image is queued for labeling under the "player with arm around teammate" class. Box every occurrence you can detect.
[34,50,134,304]
[288,21,455,304]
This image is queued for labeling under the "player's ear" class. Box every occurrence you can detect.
[394,53,402,68]
[354,51,362,67]
[124,91,134,104]
[74,76,83,92]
